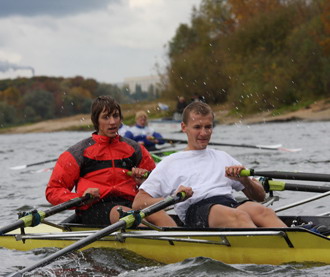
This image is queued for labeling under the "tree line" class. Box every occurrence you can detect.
[1,0,329,127]
[162,0,330,113]
[0,76,158,127]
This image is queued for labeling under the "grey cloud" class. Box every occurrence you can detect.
[0,0,120,18]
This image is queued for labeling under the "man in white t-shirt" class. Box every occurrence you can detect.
[132,102,287,228]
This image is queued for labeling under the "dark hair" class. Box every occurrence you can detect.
[182,101,214,124]
[91,96,122,132]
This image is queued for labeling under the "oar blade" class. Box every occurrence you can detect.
[255,144,282,149]
[278,147,302,152]
[9,165,27,170]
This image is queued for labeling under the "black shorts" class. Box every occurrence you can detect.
[185,195,243,228]
[76,196,132,225]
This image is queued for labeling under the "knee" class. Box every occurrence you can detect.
[258,205,276,217]
[234,210,253,223]
[209,209,253,228]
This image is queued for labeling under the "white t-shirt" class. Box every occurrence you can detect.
[118,124,129,136]
[127,125,155,137]
[139,148,245,223]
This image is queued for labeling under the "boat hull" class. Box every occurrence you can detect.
[1,220,330,265]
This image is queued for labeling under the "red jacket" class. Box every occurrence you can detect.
[46,133,155,210]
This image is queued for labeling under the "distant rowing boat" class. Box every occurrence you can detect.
[148,118,182,133]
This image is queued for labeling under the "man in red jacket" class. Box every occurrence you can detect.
[46,96,155,225]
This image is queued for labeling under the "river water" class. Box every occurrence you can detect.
[0,121,329,276]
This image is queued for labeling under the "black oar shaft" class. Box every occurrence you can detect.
[267,180,330,193]
[9,220,127,277]
[241,169,330,182]
[283,182,330,193]
[0,195,90,235]
[10,193,185,277]
[26,158,58,168]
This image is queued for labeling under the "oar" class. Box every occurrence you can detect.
[163,138,301,152]
[31,167,54,174]
[12,152,162,173]
[126,171,150,178]
[8,192,186,277]
[240,169,330,182]
[150,146,185,156]
[275,191,330,213]
[10,158,58,170]
[0,195,91,235]
[151,153,163,163]
[265,180,330,193]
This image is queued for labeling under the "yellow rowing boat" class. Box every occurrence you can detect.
[1,215,330,265]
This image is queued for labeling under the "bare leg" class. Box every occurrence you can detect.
[208,204,257,228]
[109,205,132,224]
[237,202,287,227]
[145,211,177,227]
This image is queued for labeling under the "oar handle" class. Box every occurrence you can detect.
[43,194,92,217]
[240,169,253,177]
[126,171,150,178]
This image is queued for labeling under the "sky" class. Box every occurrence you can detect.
[0,0,201,84]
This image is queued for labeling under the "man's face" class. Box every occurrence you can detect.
[136,115,147,127]
[98,108,121,138]
[181,112,213,150]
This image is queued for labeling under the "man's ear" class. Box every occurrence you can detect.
[181,122,186,133]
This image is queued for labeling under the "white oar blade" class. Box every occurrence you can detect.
[255,144,282,149]
[9,165,27,170]
[278,147,302,152]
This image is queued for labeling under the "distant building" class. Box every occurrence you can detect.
[123,75,162,95]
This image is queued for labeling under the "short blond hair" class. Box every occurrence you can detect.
[135,110,148,120]
[182,102,214,124]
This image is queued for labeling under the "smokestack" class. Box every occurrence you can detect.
[0,60,35,76]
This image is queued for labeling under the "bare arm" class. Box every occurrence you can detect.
[225,166,266,202]
[132,186,193,227]
[132,189,166,210]
[132,189,177,227]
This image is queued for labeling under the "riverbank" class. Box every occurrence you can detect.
[1,98,329,134]
[215,98,330,125]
